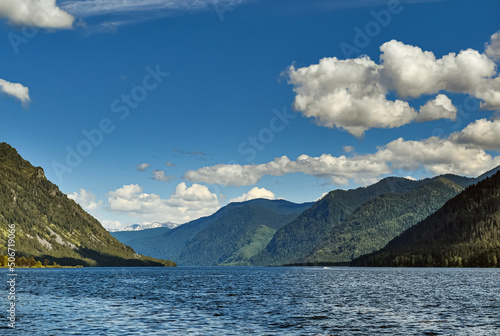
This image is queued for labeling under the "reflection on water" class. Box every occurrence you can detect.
[3,267,500,335]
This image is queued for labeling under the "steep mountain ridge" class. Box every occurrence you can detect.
[250,175,472,266]
[303,177,465,264]
[0,142,175,267]
[353,171,500,267]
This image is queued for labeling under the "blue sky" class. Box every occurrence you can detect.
[1,0,500,229]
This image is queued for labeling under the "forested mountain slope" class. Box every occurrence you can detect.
[0,142,175,267]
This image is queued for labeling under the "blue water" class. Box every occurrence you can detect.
[2,267,499,335]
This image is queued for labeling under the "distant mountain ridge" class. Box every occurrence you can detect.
[110,222,178,232]
[250,176,464,265]
[118,198,313,266]
[0,142,175,267]
[6,139,498,268]
[251,167,500,266]
[175,199,314,266]
[111,165,500,267]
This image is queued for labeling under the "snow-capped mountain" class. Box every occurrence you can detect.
[110,222,180,232]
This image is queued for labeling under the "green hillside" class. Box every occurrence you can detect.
[250,177,457,266]
[119,211,224,262]
[303,177,464,264]
[175,199,313,266]
[0,142,175,267]
[353,172,500,268]
[120,199,313,266]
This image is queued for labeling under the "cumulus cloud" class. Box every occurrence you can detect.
[185,119,500,187]
[67,188,102,211]
[317,192,329,201]
[288,37,500,136]
[185,154,391,186]
[380,40,496,97]
[288,56,417,137]
[449,118,500,150]
[229,187,276,203]
[486,31,500,61]
[136,163,150,171]
[343,146,355,153]
[0,0,74,28]
[0,79,30,107]
[101,219,122,230]
[416,94,457,122]
[152,170,175,182]
[375,137,500,177]
[107,183,220,224]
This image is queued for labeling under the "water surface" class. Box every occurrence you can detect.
[3,267,499,335]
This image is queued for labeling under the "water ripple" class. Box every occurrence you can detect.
[1,267,499,335]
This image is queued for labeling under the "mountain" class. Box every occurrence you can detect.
[118,199,313,265]
[0,142,175,267]
[109,222,177,244]
[352,171,500,268]
[110,226,172,245]
[475,165,500,181]
[110,222,179,232]
[251,175,478,266]
[302,177,465,264]
[175,199,314,265]
[115,210,223,262]
[111,164,499,267]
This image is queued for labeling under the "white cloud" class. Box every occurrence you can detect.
[317,192,329,201]
[449,118,500,150]
[288,56,418,137]
[486,31,500,61]
[288,37,500,136]
[416,94,457,122]
[0,0,74,28]
[101,219,122,230]
[0,79,30,107]
[107,183,220,224]
[185,118,500,187]
[67,188,102,211]
[380,40,496,97]
[152,170,175,182]
[475,77,500,110]
[136,163,150,171]
[343,146,355,153]
[229,187,276,203]
[185,154,391,186]
[375,137,500,177]
[380,39,500,111]
[61,0,247,17]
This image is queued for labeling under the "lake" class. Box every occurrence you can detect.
[3,267,499,335]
